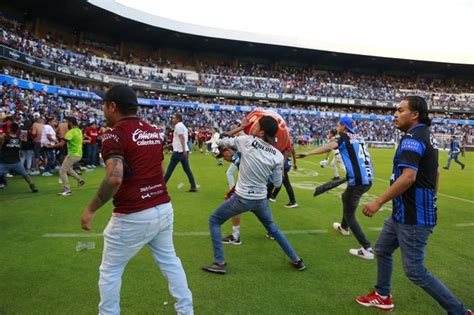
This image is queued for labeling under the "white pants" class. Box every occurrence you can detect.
[99,202,193,315]
[331,154,346,178]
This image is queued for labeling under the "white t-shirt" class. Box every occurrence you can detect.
[218,135,283,200]
[206,132,220,149]
[41,124,56,146]
[172,122,189,152]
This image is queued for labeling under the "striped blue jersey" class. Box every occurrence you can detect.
[450,140,461,154]
[336,132,374,186]
[392,124,438,226]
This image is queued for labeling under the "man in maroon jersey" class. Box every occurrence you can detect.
[80,85,193,315]
[83,121,99,168]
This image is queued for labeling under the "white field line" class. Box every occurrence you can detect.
[454,223,474,227]
[42,229,328,238]
[298,160,474,204]
[368,227,383,231]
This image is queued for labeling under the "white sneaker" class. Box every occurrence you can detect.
[349,247,374,260]
[333,222,350,236]
[268,198,276,202]
[6,173,13,178]
[58,190,72,196]
[42,172,53,177]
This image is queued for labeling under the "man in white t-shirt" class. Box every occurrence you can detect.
[40,118,57,176]
[206,127,223,165]
[164,114,197,192]
[322,130,346,180]
[202,116,305,274]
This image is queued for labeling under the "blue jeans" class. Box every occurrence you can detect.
[0,161,28,176]
[86,143,98,166]
[208,194,299,264]
[43,148,55,172]
[20,150,34,171]
[99,202,193,315]
[164,152,196,188]
[375,216,467,314]
[446,153,465,169]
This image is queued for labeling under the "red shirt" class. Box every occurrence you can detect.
[84,127,99,145]
[101,118,170,214]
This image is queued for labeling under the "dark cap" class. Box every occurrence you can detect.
[96,85,138,108]
[259,116,278,144]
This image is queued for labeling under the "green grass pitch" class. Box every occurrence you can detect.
[0,148,472,314]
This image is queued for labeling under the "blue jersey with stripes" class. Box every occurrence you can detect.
[392,124,438,227]
[449,140,461,154]
[336,132,374,186]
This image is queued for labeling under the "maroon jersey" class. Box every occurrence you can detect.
[84,127,99,145]
[101,117,170,214]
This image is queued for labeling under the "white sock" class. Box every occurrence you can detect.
[376,291,388,299]
[232,225,240,239]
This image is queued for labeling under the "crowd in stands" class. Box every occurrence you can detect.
[1,15,473,108]
[1,79,472,182]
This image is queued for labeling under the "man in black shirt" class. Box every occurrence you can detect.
[0,123,38,192]
[355,96,470,314]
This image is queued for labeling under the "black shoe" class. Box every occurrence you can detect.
[187,188,198,192]
[78,180,86,187]
[266,232,275,240]
[332,176,340,180]
[462,164,465,170]
[29,184,38,193]
[284,202,298,208]
[222,235,242,245]
[292,258,306,271]
[443,166,449,170]
[202,262,227,274]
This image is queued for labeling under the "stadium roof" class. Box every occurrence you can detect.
[90,0,474,65]
[3,0,474,76]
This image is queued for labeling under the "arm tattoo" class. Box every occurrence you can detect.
[88,157,124,211]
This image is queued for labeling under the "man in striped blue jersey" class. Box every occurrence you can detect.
[297,116,375,260]
[356,96,470,314]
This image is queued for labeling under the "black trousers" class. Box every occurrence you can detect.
[267,168,296,203]
[341,183,372,249]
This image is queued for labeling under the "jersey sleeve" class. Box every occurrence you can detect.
[398,138,426,171]
[64,130,73,141]
[175,123,186,136]
[100,129,124,161]
[217,136,239,150]
[335,133,345,147]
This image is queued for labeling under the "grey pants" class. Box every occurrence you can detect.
[60,155,83,191]
[340,183,372,249]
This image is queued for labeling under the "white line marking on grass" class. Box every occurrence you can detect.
[455,223,474,227]
[43,233,102,238]
[369,227,383,231]
[42,229,328,238]
[299,160,474,204]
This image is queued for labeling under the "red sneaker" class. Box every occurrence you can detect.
[467,310,472,315]
[355,290,394,311]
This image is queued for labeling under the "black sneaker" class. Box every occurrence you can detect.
[29,184,38,193]
[222,235,242,245]
[462,164,465,170]
[443,166,449,170]
[284,202,298,208]
[332,176,340,180]
[266,233,275,240]
[202,262,227,274]
[292,258,306,271]
[78,180,86,187]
